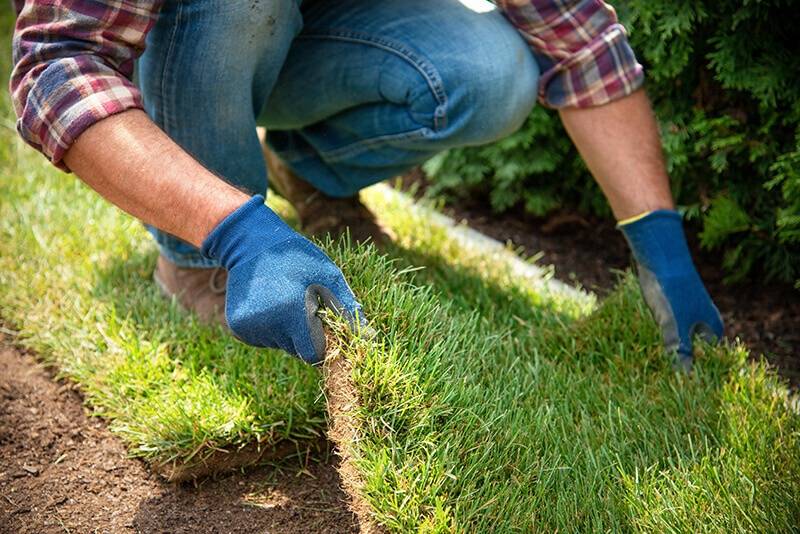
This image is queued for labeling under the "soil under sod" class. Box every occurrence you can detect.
[0,336,358,534]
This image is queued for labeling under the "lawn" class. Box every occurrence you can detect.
[324,191,800,532]
[2,10,799,532]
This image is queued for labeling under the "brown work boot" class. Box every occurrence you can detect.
[153,255,228,326]
[258,129,394,247]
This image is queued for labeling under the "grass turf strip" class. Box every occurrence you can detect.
[324,198,800,532]
[2,16,800,532]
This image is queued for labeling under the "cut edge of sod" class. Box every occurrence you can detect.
[323,327,386,534]
[150,437,328,483]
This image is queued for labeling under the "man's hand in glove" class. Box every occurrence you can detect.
[202,195,363,363]
[620,210,724,371]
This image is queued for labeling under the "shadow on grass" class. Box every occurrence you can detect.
[384,240,581,332]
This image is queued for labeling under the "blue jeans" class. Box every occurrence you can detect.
[138,0,540,267]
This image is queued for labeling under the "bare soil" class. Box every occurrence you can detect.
[398,170,800,386]
[0,336,358,534]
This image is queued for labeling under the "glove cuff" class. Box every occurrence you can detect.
[201,195,296,268]
[618,209,692,274]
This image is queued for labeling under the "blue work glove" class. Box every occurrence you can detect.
[619,210,724,371]
[202,195,363,364]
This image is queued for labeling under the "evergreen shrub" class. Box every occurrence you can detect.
[424,0,800,285]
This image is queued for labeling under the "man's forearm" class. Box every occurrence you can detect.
[63,110,250,247]
[560,89,724,366]
[558,89,674,221]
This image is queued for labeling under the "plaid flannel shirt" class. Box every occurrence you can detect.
[10,0,644,168]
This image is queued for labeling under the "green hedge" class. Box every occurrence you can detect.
[424,0,800,286]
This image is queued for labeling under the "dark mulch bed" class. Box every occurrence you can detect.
[397,170,800,386]
[0,336,358,534]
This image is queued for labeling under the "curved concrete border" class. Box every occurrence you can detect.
[371,183,595,305]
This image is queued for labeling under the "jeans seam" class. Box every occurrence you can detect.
[160,246,220,268]
[159,0,184,134]
[151,1,212,265]
[318,127,433,162]
[297,30,449,131]
[147,224,214,267]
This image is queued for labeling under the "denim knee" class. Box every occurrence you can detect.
[362,9,540,147]
[436,21,540,147]
[260,0,541,198]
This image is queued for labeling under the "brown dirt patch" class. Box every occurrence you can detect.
[0,335,358,533]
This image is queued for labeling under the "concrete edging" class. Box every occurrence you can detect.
[372,183,595,305]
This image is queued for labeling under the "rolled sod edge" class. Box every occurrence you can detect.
[150,438,328,483]
[322,337,386,534]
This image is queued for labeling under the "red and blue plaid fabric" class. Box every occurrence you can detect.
[10,0,644,168]
[10,0,163,168]
[497,0,644,107]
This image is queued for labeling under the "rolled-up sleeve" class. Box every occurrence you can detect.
[496,0,644,108]
[10,0,162,169]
